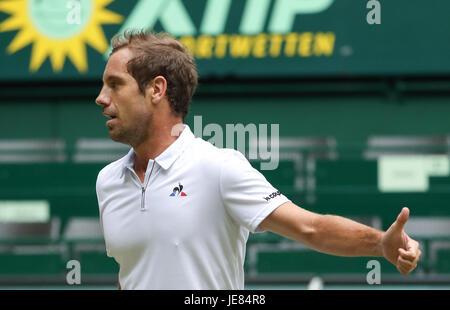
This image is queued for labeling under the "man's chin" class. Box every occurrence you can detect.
[108,130,133,146]
[108,131,124,143]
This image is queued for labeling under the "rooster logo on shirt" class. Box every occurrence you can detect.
[170,182,187,197]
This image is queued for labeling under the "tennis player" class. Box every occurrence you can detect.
[95,30,421,290]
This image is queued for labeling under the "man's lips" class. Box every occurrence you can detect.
[103,112,117,118]
[103,113,118,127]
[106,118,116,127]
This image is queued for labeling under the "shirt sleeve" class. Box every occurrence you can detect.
[219,149,291,233]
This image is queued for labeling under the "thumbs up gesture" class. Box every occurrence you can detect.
[381,207,422,275]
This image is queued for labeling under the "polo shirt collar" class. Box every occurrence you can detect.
[122,124,194,173]
[155,124,194,170]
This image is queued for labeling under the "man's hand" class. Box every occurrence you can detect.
[381,207,422,275]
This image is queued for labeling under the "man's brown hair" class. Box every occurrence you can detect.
[110,29,198,120]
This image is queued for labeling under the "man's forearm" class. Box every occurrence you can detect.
[260,202,420,274]
[306,214,385,257]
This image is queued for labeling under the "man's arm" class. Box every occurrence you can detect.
[258,202,421,275]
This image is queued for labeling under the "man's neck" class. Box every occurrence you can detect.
[132,121,184,176]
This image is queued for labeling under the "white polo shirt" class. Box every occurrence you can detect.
[96,125,290,290]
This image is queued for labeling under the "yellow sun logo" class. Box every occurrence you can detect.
[0,0,123,73]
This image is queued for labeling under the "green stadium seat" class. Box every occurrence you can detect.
[62,217,117,275]
[435,247,450,273]
[0,252,64,275]
[78,252,118,274]
[0,217,66,279]
[250,243,400,275]
[63,217,103,242]
[429,240,450,274]
[248,231,291,244]
[405,217,450,273]
[405,217,450,239]
[0,139,65,163]
[250,159,297,196]
[365,136,449,158]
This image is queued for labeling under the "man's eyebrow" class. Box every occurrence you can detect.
[103,74,125,83]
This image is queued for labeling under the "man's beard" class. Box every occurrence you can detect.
[109,114,151,147]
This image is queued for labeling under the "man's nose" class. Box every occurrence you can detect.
[95,88,110,107]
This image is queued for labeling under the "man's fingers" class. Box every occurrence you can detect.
[399,236,422,263]
[398,256,416,268]
[397,246,421,275]
[397,260,411,275]
[399,248,419,262]
[397,256,417,275]
[397,264,411,275]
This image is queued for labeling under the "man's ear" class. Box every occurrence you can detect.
[146,76,167,104]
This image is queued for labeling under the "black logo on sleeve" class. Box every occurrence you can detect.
[263,190,281,201]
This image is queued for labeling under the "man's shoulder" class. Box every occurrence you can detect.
[96,151,130,185]
[189,137,249,166]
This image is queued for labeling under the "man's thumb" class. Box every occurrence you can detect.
[395,207,409,230]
